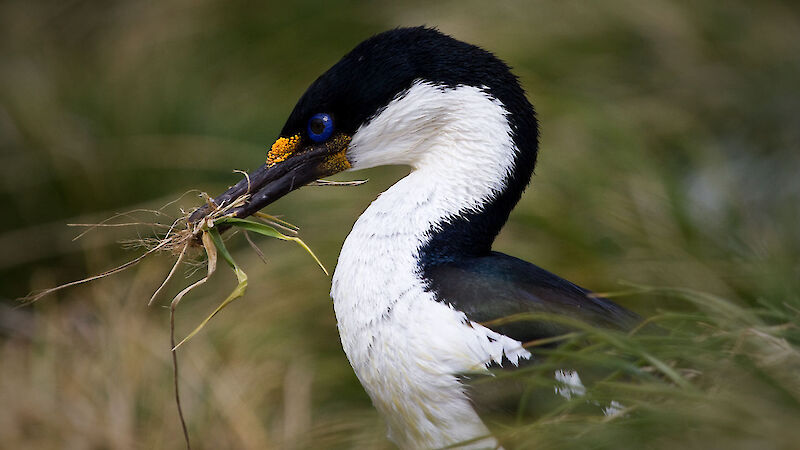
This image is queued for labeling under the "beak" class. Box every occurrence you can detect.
[188,134,351,224]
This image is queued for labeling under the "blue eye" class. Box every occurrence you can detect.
[307,113,334,142]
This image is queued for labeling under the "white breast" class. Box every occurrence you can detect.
[330,82,531,449]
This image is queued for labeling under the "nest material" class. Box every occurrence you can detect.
[20,176,364,450]
[20,189,304,305]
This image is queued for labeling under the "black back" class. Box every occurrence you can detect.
[425,252,640,343]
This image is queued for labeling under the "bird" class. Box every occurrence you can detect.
[189,27,639,449]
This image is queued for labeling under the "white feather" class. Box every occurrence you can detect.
[554,370,626,416]
[554,370,586,400]
[331,81,531,449]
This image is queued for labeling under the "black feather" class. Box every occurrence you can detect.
[424,252,640,343]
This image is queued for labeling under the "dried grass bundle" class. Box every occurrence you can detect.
[19,184,343,450]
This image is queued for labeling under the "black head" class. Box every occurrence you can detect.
[281,27,532,138]
[190,27,538,245]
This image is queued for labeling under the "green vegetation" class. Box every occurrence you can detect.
[1,1,798,448]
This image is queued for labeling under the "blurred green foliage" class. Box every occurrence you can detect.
[1,0,799,448]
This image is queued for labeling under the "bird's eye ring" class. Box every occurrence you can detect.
[307,113,334,142]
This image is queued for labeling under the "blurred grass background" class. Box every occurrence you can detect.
[1,0,799,449]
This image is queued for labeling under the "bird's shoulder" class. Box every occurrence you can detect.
[423,251,639,343]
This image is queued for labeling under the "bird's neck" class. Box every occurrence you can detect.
[332,113,524,311]
[333,80,538,329]
[369,142,519,261]
[345,81,538,265]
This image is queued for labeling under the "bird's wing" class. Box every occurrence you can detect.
[426,252,639,429]
[424,251,639,344]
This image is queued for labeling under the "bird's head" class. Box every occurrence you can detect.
[189,27,537,224]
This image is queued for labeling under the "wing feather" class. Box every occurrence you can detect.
[424,252,639,344]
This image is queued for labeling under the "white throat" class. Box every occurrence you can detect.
[330,82,531,448]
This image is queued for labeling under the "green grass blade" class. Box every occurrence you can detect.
[253,211,299,231]
[173,228,248,350]
[207,225,244,272]
[285,236,328,276]
[221,217,286,240]
[219,217,328,275]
